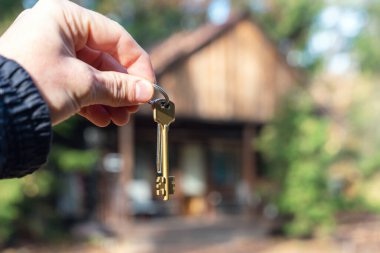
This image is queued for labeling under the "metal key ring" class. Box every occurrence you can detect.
[149,84,170,105]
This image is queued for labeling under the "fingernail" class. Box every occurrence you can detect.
[135,80,153,102]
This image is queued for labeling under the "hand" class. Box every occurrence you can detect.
[0,0,155,126]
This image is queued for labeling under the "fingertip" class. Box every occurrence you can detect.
[106,106,131,126]
[93,120,111,127]
[79,105,112,127]
[112,114,130,126]
[126,105,139,113]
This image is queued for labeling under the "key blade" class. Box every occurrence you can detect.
[156,124,162,174]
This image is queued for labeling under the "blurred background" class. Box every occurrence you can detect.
[2,0,380,252]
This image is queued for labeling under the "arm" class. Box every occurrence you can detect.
[0,56,51,178]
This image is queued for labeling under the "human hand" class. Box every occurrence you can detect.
[0,0,155,126]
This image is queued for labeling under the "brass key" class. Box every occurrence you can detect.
[152,99,175,201]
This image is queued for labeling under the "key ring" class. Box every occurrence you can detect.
[149,84,170,106]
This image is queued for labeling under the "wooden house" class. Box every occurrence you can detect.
[117,14,299,218]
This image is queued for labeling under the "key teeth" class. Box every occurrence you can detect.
[156,176,166,196]
[155,176,175,198]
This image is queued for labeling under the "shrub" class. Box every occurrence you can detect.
[257,90,336,237]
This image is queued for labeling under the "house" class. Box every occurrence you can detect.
[115,14,299,220]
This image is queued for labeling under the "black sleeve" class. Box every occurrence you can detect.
[0,55,52,179]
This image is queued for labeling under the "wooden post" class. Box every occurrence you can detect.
[97,120,135,233]
[116,119,135,227]
[118,119,134,192]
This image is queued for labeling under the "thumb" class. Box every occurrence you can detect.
[89,70,154,107]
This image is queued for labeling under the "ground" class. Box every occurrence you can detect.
[3,214,380,253]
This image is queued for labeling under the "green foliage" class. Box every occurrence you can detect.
[256,0,323,49]
[0,179,23,244]
[53,116,81,139]
[15,170,66,241]
[258,90,335,237]
[0,0,22,34]
[91,0,206,48]
[257,84,380,237]
[347,81,380,176]
[51,146,99,173]
[343,79,380,211]
[52,117,99,173]
[52,116,99,173]
[125,5,185,48]
[231,0,324,71]
[0,170,56,244]
[354,2,380,75]
[355,34,380,75]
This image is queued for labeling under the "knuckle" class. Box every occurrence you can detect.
[127,78,138,104]
[110,72,127,105]
[94,72,139,106]
[109,73,140,105]
[76,66,96,106]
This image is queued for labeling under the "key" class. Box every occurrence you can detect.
[152,98,175,201]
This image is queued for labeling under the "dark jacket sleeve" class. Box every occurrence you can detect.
[0,55,52,179]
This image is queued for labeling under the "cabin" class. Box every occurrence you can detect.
[113,14,299,222]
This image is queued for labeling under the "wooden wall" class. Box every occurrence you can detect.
[154,20,297,123]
